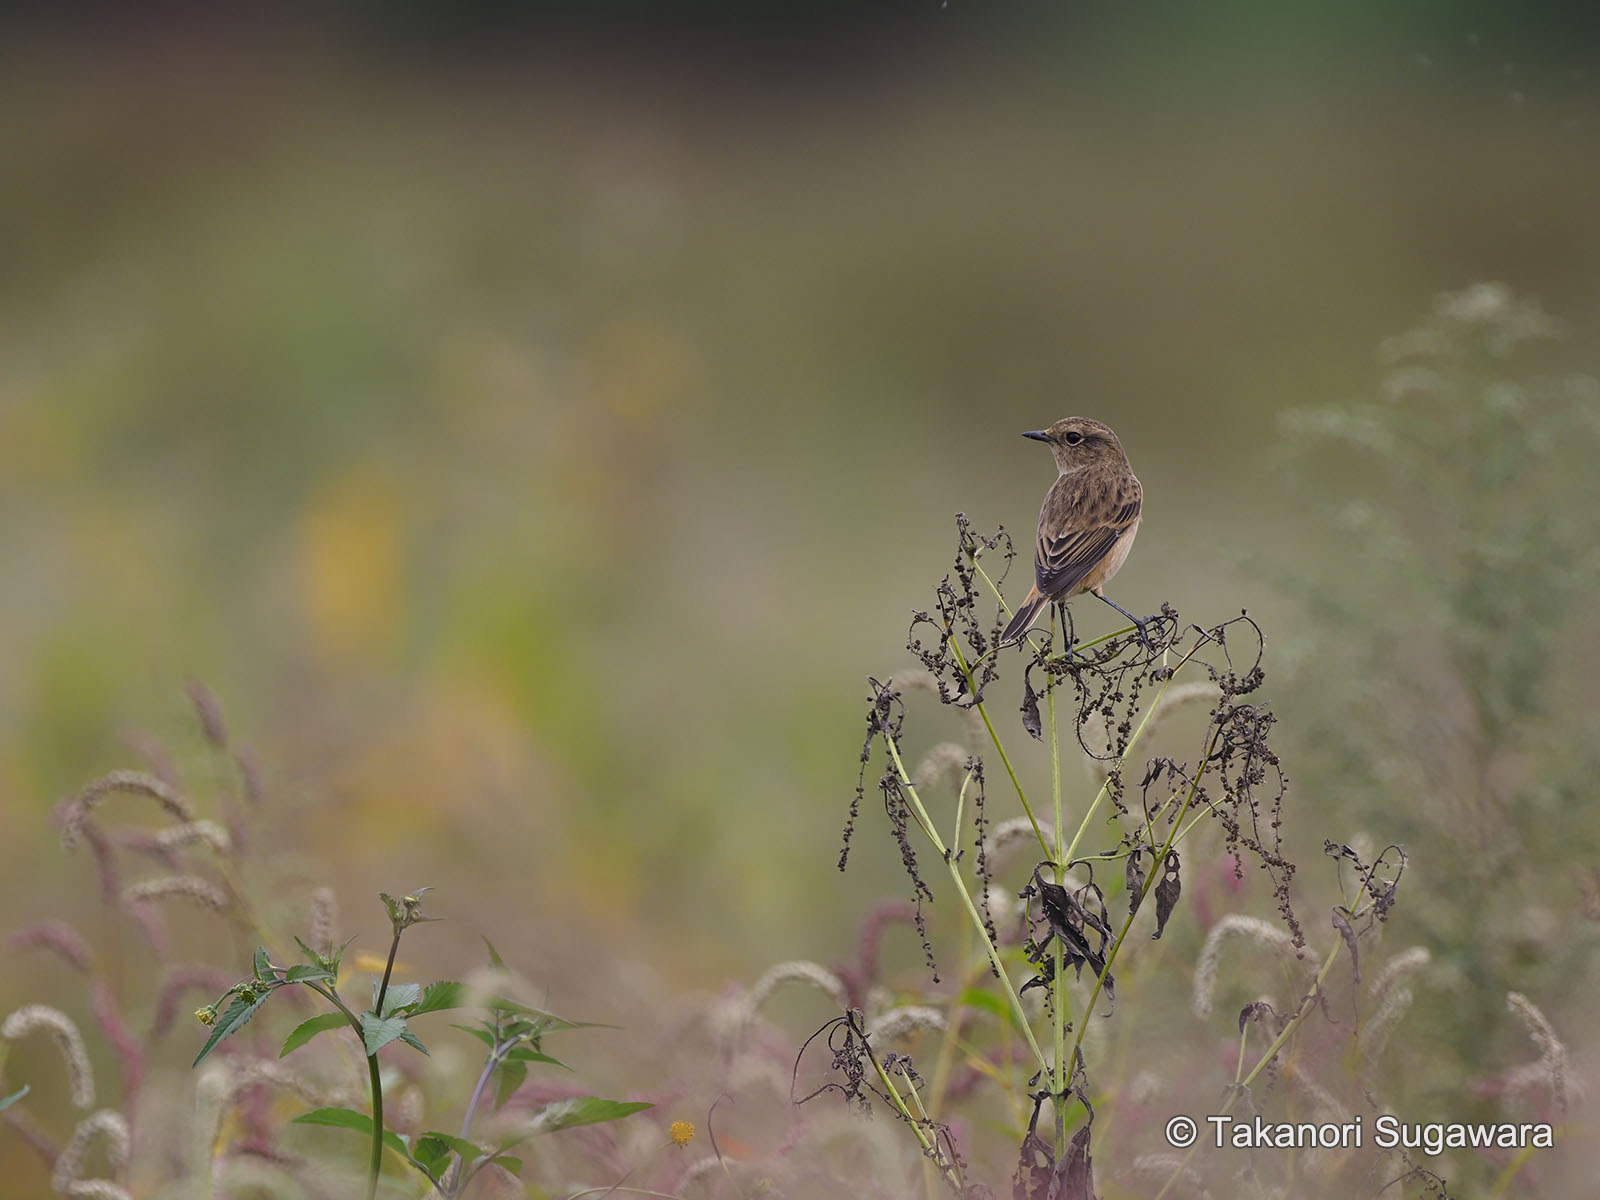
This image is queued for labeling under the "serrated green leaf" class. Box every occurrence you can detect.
[252,946,273,982]
[284,963,334,984]
[193,988,274,1067]
[281,1012,348,1057]
[449,1023,495,1049]
[530,1097,653,1133]
[292,1106,409,1157]
[407,980,465,1016]
[293,935,326,967]
[482,936,504,969]
[329,935,357,972]
[380,983,421,1016]
[361,1013,409,1057]
[0,1085,28,1113]
[493,1057,527,1110]
[399,1029,429,1055]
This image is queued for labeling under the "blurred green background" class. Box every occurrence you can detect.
[2,4,1598,1189]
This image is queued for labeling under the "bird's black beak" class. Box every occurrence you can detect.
[1022,430,1051,442]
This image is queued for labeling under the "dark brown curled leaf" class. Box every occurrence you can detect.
[1151,851,1182,940]
[1331,906,1360,983]
[1020,663,1042,740]
[1125,847,1147,918]
[1238,1000,1278,1034]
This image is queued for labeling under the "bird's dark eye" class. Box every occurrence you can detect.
[1064,431,1084,445]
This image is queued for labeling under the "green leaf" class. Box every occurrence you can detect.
[489,1154,522,1175]
[505,1046,569,1070]
[281,1012,348,1057]
[411,1134,453,1178]
[399,1029,429,1056]
[284,963,334,984]
[193,988,274,1067]
[419,1131,482,1160]
[482,936,504,969]
[292,1106,409,1157]
[407,980,466,1016]
[0,1085,28,1114]
[293,935,326,967]
[493,1057,527,1110]
[252,946,274,982]
[361,1013,410,1057]
[450,1023,495,1050]
[530,1097,653,1133]
[380,983,421,1016]
[957,986,1020,1031]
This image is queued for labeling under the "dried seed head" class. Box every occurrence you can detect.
[8,921,94,974]
[912,743,971,792]
[51,1110,130,1192]
[680,1154,733,1193]
[308,887,339,957]
[391,1085,425,1136]
[1,1005,95,1109]
[1192,916,1306,1019]
[184,679,229,747]
[985,817,1054,876]
[60,1183,134,1200]
[1127,1070,1163,1106]
[122,875,229,912]
[1124,1155,1214,1200]
[1359,985,1414,1084]
[1506,992,1571,1115]
[59,771,195,851]
[866,1005,947,1043]
[745,961,848,1021]
[1369,947,1430,999]
[152,821,232,855]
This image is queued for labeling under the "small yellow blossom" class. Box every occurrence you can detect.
[195,1006,218,1026]
[670,1120,695,1147]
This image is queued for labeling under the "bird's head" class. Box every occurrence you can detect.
[1021,417,1125,472]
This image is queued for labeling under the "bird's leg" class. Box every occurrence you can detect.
[1095,591,1155,653]
[1055,601,1078,666]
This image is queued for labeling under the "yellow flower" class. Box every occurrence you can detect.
[670,1120,695,1147]
[195,1006,218,1026]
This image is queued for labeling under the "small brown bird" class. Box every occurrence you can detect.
[1000,416,1148,648]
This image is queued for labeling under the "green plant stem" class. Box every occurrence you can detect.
[880,732,1051,1076]
[1060,635,1207,868]
[1048,637,1068,1152]
[947,638,1050,858]
[1069,715,1221,1068]
[451,1030,515,1195]
[302,979,388,1200]
[363,926,405,1200]
[864,1027,963,1196]
[1151,891,1373,1200]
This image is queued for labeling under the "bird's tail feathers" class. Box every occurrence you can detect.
[1000,588,1049,647]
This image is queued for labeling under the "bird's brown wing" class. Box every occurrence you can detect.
[1034,471,1142,598]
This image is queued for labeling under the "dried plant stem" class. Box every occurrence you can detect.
[880,733,1051,1076]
